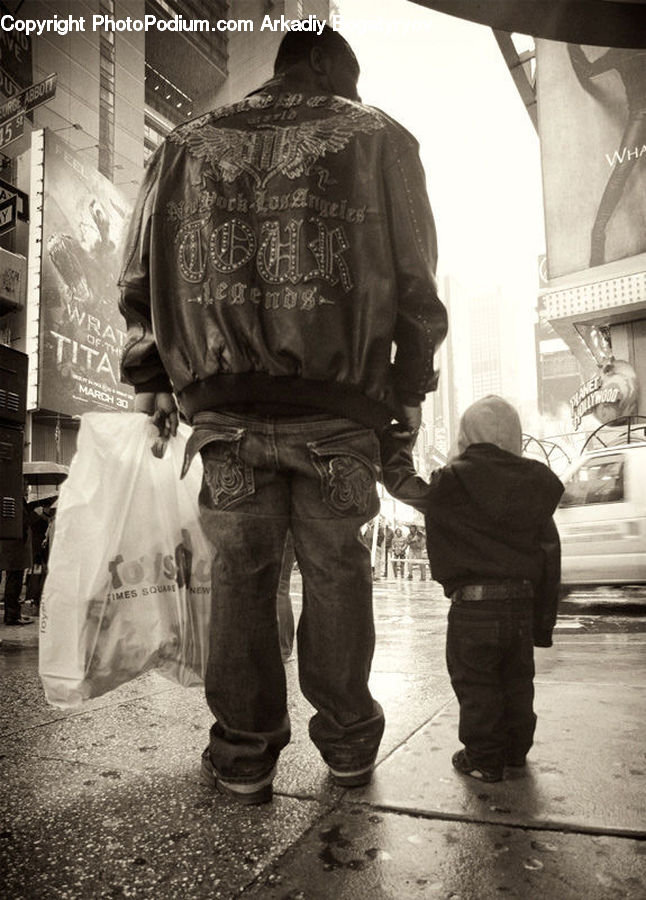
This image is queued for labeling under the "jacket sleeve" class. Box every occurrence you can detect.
[382,130,448,406]
[118,146,173,394]
[380,427,430,513]
[533,518,561,648]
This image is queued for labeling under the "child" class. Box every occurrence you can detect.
[382,395,564,783]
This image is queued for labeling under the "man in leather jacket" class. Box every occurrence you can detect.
[119,25,447,804]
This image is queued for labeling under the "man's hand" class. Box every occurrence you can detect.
[134,392,179,457]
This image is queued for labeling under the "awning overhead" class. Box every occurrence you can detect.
[22,462,69,485]
[408,1,646,48]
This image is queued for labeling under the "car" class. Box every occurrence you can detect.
[554,442,646,588]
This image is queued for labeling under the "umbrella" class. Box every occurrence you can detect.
[22,461,69,485]
[408,1,646,48]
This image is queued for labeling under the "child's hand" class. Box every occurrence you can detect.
[397,404,422,442]
[379,426,430,513]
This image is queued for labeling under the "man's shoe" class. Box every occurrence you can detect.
[4,617,34,626]
[452,749,502,783]
[505,756,527,769]
[328,763,374,787]
[200,748,274,805]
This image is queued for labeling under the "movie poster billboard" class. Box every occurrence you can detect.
[38,130,134,416]
[537,40,646,279]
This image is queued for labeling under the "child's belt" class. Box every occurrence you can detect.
[451,581,534,602]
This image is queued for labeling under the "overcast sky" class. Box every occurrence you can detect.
[337,0,546,298]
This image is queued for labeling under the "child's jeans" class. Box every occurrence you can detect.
[446,594,536,776]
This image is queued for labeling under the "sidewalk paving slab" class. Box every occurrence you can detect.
[0,666,453,798]
[0,619,39,651]
[244,804,646,900]
[3,591,646,898]
[350,636,646,836]
[352,682,645,835]
[535,632,646,687]
[1,752,332,900]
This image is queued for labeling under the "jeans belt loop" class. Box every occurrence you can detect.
[451,581,534,603]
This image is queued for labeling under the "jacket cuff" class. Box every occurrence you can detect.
[395,390,425,407]
[533,631,553,648]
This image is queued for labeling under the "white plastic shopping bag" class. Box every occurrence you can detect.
[39,412,213,708]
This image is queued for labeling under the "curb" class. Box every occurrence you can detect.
[0,628,39,651]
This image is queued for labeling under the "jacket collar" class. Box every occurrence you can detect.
[246,73,334,99]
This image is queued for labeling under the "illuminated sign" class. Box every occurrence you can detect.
[570,360,639,428]
[570,374,620,428]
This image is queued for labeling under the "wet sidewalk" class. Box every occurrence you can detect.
[1,580,645,898]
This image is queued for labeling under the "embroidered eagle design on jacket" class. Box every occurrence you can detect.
[168,111,385,189]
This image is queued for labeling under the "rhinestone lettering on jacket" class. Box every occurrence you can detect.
[165,95,384,312]
[176,216,352,291]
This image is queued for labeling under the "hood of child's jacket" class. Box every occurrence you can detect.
[457,395,522,456]
[433,444,564,527]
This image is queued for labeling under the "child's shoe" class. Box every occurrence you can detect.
[452,749,502,783]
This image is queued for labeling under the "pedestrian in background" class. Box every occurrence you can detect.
[383,522,394,580]
[1,494,36,626]
[391,527,407,578]
[25,497,56,612]
[373,520,385,581]
[382,395,563,783]
[119,24,446,804]
[406,523,427,581]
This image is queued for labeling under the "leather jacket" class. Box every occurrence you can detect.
[119,75,447,430]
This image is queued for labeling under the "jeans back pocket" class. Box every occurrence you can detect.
[308,428,380,517]
[192,427,255,511]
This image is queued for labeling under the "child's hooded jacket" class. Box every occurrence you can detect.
[382,396,564,646]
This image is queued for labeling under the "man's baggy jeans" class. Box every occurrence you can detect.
[184,411,386,785]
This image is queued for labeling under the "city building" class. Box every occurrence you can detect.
[534,319,582,422]
[429,272,535,457]
[497,32,646,443]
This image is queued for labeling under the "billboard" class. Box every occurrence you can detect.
[537,41,646,279]
[37,131,134,416]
